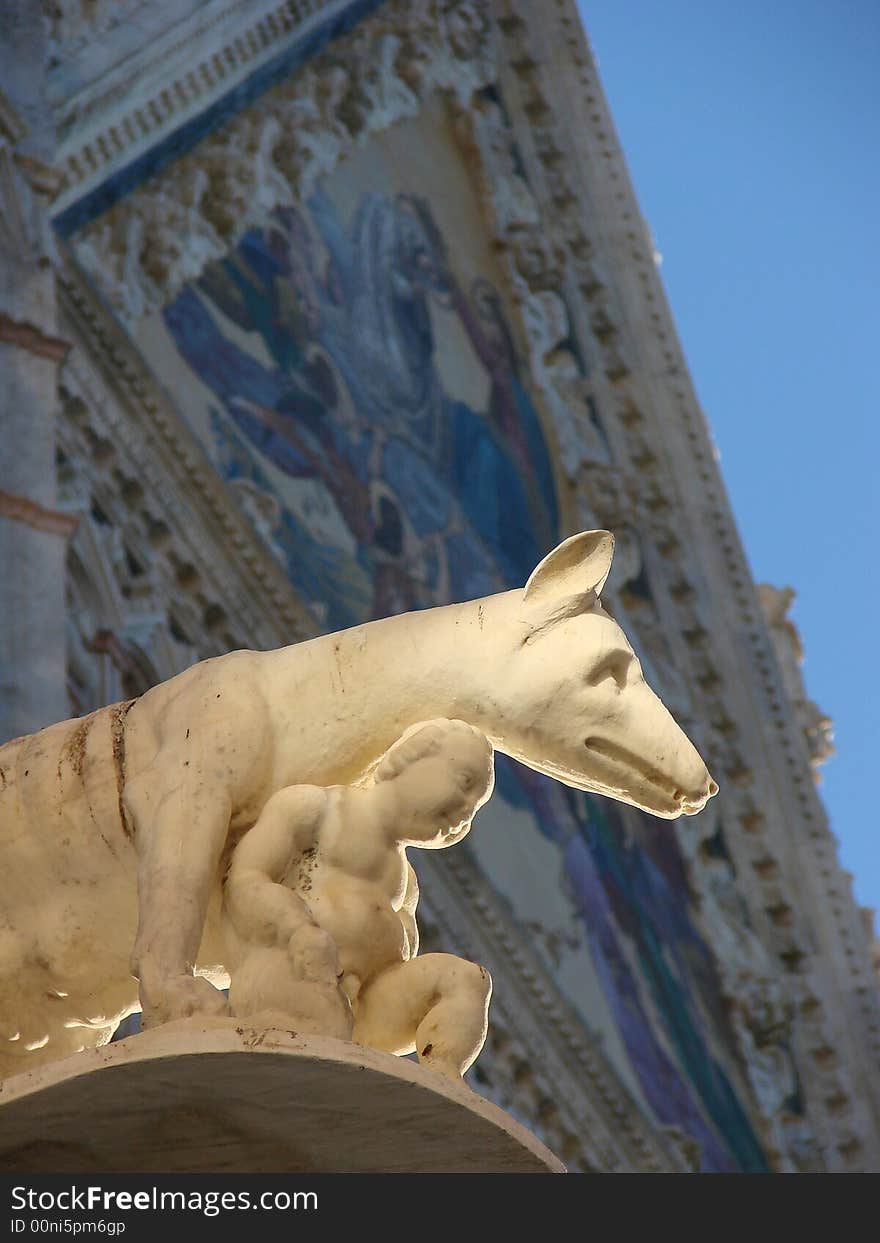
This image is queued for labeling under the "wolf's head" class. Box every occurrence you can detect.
[481,531,717,818]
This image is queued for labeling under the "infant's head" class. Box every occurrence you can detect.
[373,719,494,848]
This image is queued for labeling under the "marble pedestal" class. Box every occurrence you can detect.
[0,1020,564,1173]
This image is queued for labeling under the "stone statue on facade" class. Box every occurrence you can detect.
[0,530,716,1080]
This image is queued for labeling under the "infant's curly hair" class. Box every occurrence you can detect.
[373,719,493,792]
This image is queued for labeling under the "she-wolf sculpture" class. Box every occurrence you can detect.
[0,530,716,1079]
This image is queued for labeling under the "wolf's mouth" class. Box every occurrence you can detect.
[583,736,705,815]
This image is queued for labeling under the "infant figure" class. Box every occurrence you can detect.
[224,718,494,1079]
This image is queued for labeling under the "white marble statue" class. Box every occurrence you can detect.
[225,718,495,1079]
[0,530,716,1077]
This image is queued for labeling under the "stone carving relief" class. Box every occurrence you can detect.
[64,506,196,716]
[54,402,201,720]
[71,0,495,322]
[44,0,166,65]
[757,584,834,781]
[571,462,693,724]
[461,92,609,480]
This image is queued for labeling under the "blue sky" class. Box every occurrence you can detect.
[577,2,879,917]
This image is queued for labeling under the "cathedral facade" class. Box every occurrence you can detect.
[1,0,877,1171]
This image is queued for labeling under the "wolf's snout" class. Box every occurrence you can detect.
[678,773,719,816]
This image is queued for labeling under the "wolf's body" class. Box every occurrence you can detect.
[0,704,230,1075]
[0,532,716,1078]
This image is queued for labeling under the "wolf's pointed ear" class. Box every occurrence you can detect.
[523,530,615,603]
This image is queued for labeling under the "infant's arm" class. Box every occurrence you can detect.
[224,785,327,948]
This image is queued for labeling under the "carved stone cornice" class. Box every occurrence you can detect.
[49,2,377,203]
[65,0,492,322]
[484,0,880,1167]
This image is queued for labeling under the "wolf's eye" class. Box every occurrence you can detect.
[586,651,632,690]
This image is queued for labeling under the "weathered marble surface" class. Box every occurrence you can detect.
[0,1022,565,1173]
[0,529,715,1077]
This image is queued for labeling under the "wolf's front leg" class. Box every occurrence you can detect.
[124,759,234,1028]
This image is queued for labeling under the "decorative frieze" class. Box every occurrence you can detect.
[68,0,494,321]
[758,583,835,780]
